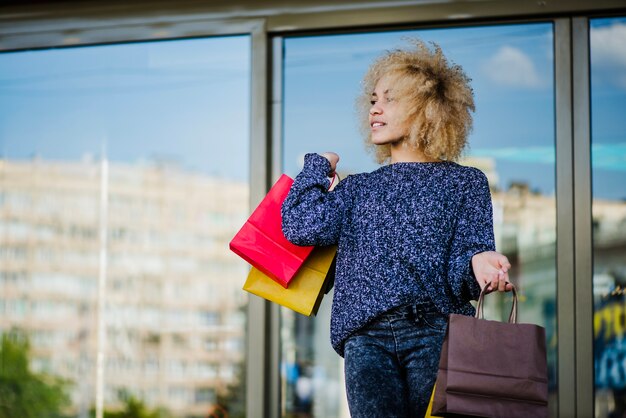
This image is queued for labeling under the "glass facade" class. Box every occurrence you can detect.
[281,23,557,417]
[1,5,624,417]
[0,36,250,418]
[591,16,626,418]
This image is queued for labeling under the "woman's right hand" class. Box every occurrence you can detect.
[320,152,340,177]
[471,251,512,293]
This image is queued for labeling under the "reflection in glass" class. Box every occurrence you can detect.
[0,36,250,417]
[282,23,556,417]
[591,16,626,418]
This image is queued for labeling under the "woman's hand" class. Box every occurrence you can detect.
[471,251,513,293]
[320,152,340,177]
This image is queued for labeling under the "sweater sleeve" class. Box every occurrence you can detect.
[447,169,496,303]
[281,153,350,247]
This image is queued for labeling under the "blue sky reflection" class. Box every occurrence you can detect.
[284,21,626,200]
[0,35,251,181]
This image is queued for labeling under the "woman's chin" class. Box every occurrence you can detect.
[371,138,400,147]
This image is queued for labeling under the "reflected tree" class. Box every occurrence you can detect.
[0,329,70,418]
[90,395,173,418]
[214,303,247,418]
[215,361,245,418]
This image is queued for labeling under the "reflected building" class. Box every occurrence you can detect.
[592,196,626,417]
[0,157,249,417]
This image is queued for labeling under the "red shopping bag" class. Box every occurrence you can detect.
[229,174,314,288]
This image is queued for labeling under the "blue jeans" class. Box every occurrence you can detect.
[343,301,448,418]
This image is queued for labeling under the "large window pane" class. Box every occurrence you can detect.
[591,16,626,418]
[0,36,250,418]
[282,23,556,417]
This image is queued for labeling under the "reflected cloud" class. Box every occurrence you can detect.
[483,46,542,88]
[593,143,626,171]
[471,143,626,172]
[591,20,626,89]
[471,145,554,164]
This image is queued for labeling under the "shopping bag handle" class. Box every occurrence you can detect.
[475,284,518,324]
[328,173,340,190]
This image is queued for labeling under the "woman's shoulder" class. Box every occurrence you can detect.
[446,161,489,182]
[330,168,385,198]
[428,162,490,196]
[336,166,381,184]
[332,171,364,192]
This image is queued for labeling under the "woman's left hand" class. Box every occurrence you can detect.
[471,251,513,293]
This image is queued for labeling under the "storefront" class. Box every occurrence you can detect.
[1,1,625,417]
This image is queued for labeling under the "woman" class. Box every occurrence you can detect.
[281,39,512,418]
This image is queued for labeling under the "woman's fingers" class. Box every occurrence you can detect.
[472,251,513,293]
[485,270,510,293]
[494,253,511,273]
[320,152,340,176]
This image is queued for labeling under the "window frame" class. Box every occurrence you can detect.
[3,3,626,416]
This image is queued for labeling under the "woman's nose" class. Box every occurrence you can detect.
[369,103,382,115]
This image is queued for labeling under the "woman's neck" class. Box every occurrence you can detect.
[390,141,440,163]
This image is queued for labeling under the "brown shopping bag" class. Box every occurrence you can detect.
[432,286,548,417]
[243,245,336,316]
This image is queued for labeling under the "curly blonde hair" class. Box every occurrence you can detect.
[357,39,475,163]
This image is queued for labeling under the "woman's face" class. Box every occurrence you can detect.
[369,74,410,146]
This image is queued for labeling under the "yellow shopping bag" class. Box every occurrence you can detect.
[243,245,336,316]
[424,384,442,418]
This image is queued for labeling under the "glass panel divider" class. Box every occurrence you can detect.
[554,17,577,418]
[572,16,594,418]
[246,17,281,418]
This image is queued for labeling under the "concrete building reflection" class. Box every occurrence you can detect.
[0,157,249,417]
[2,156,625,417]
[592,192,626,417]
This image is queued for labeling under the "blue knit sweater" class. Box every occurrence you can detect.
[281,153,495,356]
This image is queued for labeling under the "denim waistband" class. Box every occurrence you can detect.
[378,300,439,321]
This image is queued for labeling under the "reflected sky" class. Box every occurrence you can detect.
[284,24,555,194]
[591,17,626,201]
[0,35,251,181]
[0,21,624,199]
[283,21,626,200]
